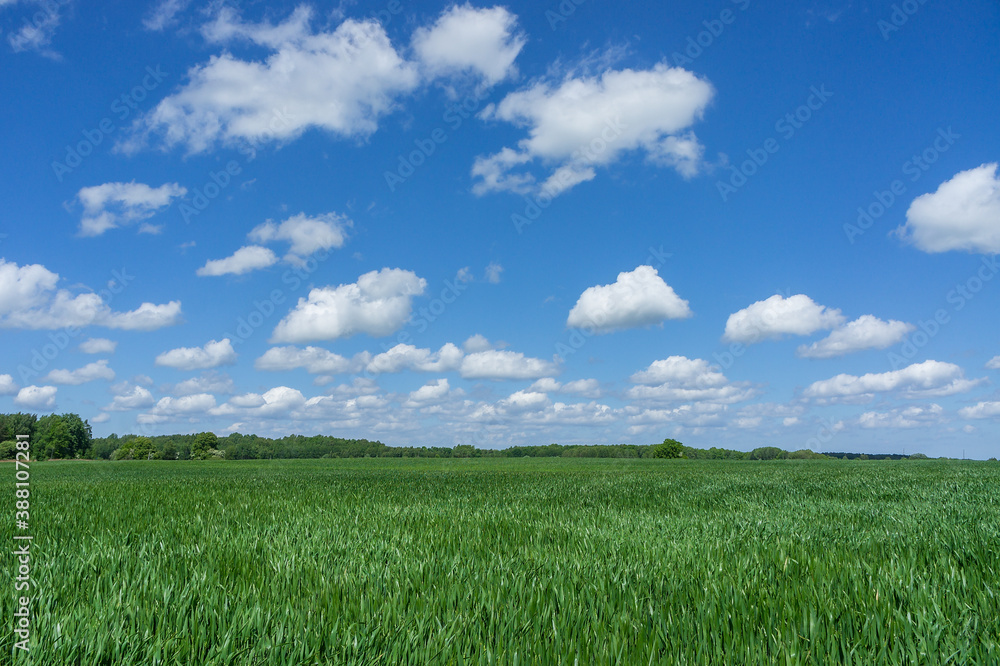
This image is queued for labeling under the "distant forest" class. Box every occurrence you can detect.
[0,412,944,461]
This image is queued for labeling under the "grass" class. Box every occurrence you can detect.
[2,458,999,664]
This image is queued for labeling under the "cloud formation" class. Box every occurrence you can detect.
[567,266,691,333]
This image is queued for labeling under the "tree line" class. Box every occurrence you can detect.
[1,412,936,461]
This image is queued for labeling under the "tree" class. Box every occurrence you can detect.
[0,440,16,460]
[192,432,219,460]
[38,417,74,459]
[653,438,685,459]
[112,436,155,460]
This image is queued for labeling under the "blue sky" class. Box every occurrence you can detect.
[1,0,998,457]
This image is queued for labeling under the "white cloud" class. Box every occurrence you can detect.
[6,0,62,57]
[155,339,237,370]
[412,4,524,85]
[959,401,1000,419]
[44,360,115,385]
[90,413,110,424]
[14,385,56,408]
[127,6,421,153]
[803,360,983,400]
[796,315,914,358]
[859,404,944,429]
[629,356,726,388]
[626,355,755,405]
[367,343,463,374]
[0,259,182,331]
[988,356,1000,370]
[463,334,494,353]
[212,386,307,419]
[197,246,278,277]
[105,385,156,412]
[473,62,713,196]
[255,346,362,374]
[724,294,844,344]
[171,372,235,396]
[897,163,1000,254]
[140,393,217,424]
[0,374,19,395]
[271,268,426,343]
[249,212,350,264]
[143,0,190,31]
[79,337,117,354]
[567,266,691,334]
[406,378,452,405]
[528,377,601,398]
[76,182,187,236]
[484,262,503,284]
[460,350,557,380]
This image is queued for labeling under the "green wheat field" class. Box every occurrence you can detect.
[3,458,999,664]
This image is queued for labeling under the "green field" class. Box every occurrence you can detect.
[4,459,999,664]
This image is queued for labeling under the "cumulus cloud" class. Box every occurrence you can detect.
[412,4,524,85]
[79,337,117,354]
[212,386,307,419]
[723,294,844,344]
[249,212,350,265]
[104,385,156,411]
[463,334,495,353]
[155,339,237,370]
[460,349,557,380]
[367,343,463,374]
[43,360,115,385]
[629,356,727,388]
[270,268,426,343]
[959,401,1000,419]
[197,246,278,277]
[627,355,755,405]
[139,393,217,424]
[484,262,503,284]
[76,182,187,236]
[0,259,182,331]
[528,377,601,398]
[255,346,362,374]
[15,385,57,408]
[472,62,713,196]
[0,374,19,395]
[566,266,691,334]
[124,5,522,154]
[796,315,914,358]
[406,378,452,406]
[803,360,983,401]
[858,404,944,429]
[170,372,235,396]
[988,356,1000,370]
[897,163,1000,254]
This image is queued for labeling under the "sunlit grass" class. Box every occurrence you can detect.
[3,458,998,664]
